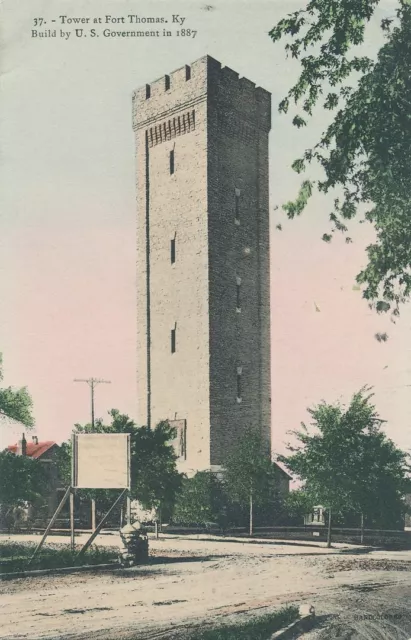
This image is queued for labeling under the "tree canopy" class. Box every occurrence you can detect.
[270,0,411,315]
[224,428,279,533]
[279,388,410,527]
[60,410,183,515]
[172,471,228,527]
[0,450,47,509]
[283,488,315,523]
[0,354,34,428]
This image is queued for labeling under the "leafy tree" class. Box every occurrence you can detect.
[55,441,72,487]
[0,451,47,528]
[270,1,411,315]
[224,429,277,535]
[0,354,34,428]
[279,388,410,545]
[283,489,315,525]
[172,471,228,528]
[130,419,183,516]
[61,410,183,522]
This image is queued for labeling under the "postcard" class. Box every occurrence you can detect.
[1,1,411,638]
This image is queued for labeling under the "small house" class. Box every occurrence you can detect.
[7,434,63,524]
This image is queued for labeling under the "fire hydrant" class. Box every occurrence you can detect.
[119,522,149,567]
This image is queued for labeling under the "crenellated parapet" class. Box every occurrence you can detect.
[132,55,271,133]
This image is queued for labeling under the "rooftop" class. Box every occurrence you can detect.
[8,440,57,459]
[274,461,293,479]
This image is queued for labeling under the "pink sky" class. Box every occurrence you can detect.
[1,0,410,456]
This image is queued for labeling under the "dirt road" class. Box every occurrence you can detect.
[1,535,411,639]
[303,562,411,639]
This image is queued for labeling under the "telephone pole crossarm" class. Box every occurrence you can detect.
[74,378,111,429]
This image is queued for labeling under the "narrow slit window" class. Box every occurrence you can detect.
[169,149,175,175]
[171,238,176,264]
[185,65,191,81]
[171,328,176,353]
[145,84,151,99]
[165,75,170,91]
[235,188,241,224]
[236,366,242,402]
[236,276,242,311]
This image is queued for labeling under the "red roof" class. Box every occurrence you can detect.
[8,441,56,459]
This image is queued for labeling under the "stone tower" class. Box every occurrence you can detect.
[132,55,271,475]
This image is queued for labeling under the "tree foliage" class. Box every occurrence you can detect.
[0,451,47,508]
[224,429,275,506]
[270,1,411,314]
[60,410,183,515]
[283,489,315,522]
[279,388,410,527]
[0,354,34,428]
[224,429,280,532]
[172,471,228,527]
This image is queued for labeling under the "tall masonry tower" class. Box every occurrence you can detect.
[132,55,271,475]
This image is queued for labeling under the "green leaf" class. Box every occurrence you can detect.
[269,0,411,314]
[283,180,313,218]
[280,389,410,527]
[0,353,34,428]
[292,115,307,128]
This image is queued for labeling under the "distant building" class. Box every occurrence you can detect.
[133,55,272,475]
[8,434,58,461]
[7,434,63,524]
[304,506,326,526]
[273,462,292,497]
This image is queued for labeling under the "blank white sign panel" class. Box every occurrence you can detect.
[73,433,130,489]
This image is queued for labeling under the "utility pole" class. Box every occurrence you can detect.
[74,378,111,530]
[74,378,111,429]
[326,507,332,548]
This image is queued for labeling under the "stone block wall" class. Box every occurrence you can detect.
[207,60,271,464]
[133,56,271,474]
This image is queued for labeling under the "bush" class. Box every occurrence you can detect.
[173,472,229,528]
[172,470,286,530]
[0,541,117,573]
[0,451,48,530]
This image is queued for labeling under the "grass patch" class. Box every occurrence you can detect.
[0,541,117,573]
[168,606,300,640]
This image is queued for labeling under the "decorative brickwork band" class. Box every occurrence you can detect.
[147,110,195,148]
